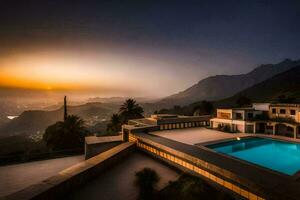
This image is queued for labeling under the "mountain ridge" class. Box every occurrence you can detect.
[157,65,300,115]
[216,65,300,106]
[158,59,300,107]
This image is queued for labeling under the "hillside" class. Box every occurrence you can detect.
[157,65,300,115]
[0,102,119,138]
[158,59,300,107]
[216,65,300,107]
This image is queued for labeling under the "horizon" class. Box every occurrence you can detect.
[0,58,298,102]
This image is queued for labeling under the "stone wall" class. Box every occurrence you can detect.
[85,141,122,159]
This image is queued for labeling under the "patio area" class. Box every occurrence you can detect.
[151,127,249,145]
[0,155,84,197]
[66,152,179,200]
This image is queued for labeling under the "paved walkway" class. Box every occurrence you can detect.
[0,155,84,197]
[66,152,180,200]
[151,127,249,145]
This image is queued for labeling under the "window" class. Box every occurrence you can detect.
[247,113,254,119]
[272,108,276,114]
[218,112,231,119]
[290,110,296,115]
[280,109,286,114]
[235,113,243,120]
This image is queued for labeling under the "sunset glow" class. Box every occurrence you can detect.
[0,53,91,91]
[0,49,203,97]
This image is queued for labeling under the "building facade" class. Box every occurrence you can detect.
[128,114,212,131]
[210,103,300,138]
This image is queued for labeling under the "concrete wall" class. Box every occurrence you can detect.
[5,142,135,200]
[156,115,212,124]
[85,141,122,159]
[252,103,270,111]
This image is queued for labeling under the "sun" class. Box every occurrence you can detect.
[46,86,53,90]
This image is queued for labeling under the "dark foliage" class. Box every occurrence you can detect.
[193,101,214,115]
[135,167,160,200]
[119,99,144,123]
[106,114,122,134]
[156,101,214,116]
[236,96,252,107]
[217,124,232,133]
[43,115,89,150]
[277,95,296,103]
[156,174,233,200]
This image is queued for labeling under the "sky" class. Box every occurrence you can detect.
[0,0,300,99]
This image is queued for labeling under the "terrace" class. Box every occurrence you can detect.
[151,127,250,145]
[130,128,300,200]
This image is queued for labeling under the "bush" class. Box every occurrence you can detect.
[157,174,234,200]
[222,125,231,132]
[217,124,232,132]
[135,168,160,200]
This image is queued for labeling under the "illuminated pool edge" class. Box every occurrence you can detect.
[206,136,300,176]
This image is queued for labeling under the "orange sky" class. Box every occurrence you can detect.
[0,49,199,97]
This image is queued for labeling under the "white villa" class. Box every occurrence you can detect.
[210,103,300,138]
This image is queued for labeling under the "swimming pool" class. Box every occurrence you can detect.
[207,137,300,175]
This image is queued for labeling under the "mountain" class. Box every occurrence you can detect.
[216,65,300,106]
[158,59,300,107]
[0,102,119,138]
[156,65,300,115]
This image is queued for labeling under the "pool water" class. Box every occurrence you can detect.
[207,137,300,175]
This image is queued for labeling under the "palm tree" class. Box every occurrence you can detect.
[119,99,144,123]
[106,114,122,134]
[64,96,68,121]
[43,115,88,150]
[135,168,160,200]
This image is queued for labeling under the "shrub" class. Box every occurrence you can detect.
[135,168,160,200]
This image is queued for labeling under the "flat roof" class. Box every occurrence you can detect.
[151,127,249,145]
[232,107,256,110]
[270,103,300,108]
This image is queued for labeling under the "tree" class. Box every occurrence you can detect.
[277,95,295,103]
[43,115,88,150]
[119,99,144,123]
[157,108,169,114]
[193,101,214,116]
[106,114,122,134]
[135,168,160,200]
[236,96,252,107]
[64,96,68,121]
